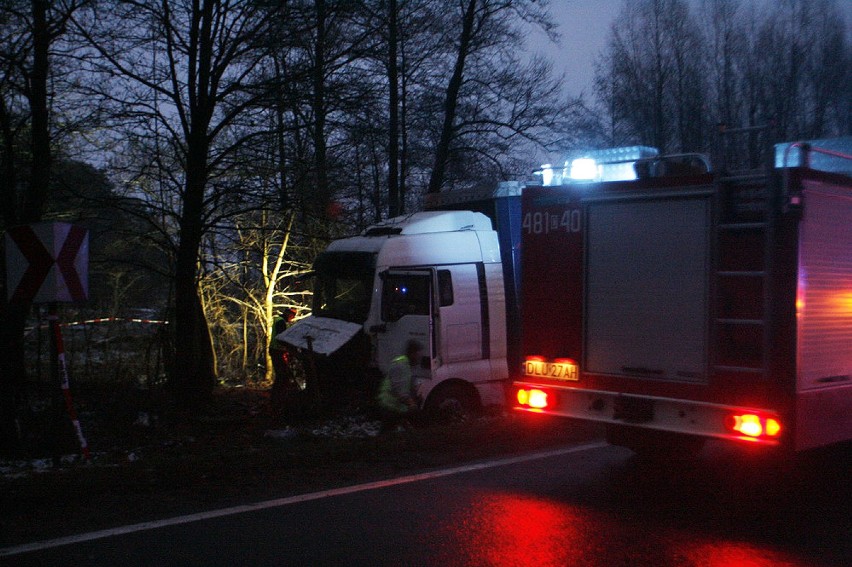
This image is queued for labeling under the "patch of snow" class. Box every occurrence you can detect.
[0,453,89,479]
[264,416,382,440]
[309,416,381,439]
[264,427,299,440]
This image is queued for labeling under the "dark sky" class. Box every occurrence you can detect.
[529,0,852,99]
[530,0,620,98]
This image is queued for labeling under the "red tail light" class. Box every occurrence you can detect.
[726,413,782,440]
[517,388,549,410]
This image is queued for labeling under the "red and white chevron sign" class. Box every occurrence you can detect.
[5,222,89,303]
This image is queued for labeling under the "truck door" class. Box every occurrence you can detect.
[376,269,435,382]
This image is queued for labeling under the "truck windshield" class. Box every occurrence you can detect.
[312,251,376,324]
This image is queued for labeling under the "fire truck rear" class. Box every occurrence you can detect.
[513,139,852,455]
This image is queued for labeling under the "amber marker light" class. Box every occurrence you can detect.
[765,418,782,437]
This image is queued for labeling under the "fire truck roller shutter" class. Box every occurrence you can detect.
[585,196,711,383]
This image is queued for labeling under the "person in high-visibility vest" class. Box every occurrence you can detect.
[270,308,297,412]
[270,308,296,374]
[377,340,423,431]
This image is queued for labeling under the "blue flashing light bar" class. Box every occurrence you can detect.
[535,146,660,186]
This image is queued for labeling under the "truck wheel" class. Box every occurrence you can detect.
[425,384,480,424]
[606,424,705,459]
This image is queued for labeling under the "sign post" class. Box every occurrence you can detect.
[48,303,91,460]
[5,222,90,461]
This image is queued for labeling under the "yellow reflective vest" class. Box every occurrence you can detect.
[377,355,413,413]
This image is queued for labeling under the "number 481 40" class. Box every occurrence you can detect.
[522,209,581,234]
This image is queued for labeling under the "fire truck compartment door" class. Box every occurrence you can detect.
[797,182,852,390]
[585,197,710,383]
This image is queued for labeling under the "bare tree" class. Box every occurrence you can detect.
[667,0,706,151]
[386,0,401,215]
[702,0,746,128]
[597,0,850,154]
[199,210,313,383]
[353,0,444,218]
[764,0,849,139]
[595,0,706,152]
[261,2,378,224]
[426,0,478,194]
[425,0,570,193]
[71,0,285,406]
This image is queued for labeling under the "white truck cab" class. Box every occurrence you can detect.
[281,210,511,414]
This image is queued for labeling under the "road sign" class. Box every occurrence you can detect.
[5,222,89,303]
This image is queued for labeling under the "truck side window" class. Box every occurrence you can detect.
[438,270,453,306]
[382,274,430,322]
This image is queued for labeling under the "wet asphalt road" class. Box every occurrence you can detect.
[5,439,850,566]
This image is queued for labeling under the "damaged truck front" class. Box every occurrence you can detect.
[278,187,521,417]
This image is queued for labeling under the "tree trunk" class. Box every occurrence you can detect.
[168,0,219,408]
[312,0,330,217]
[0,85,23,454]
[0,303,29,454]
[171,137,216,407]
[387,0,400,216]
[0,97,17,226]
[427,0,477,195]
[1,0,52,453]
[274,56,290,211]
[24,0,51,221]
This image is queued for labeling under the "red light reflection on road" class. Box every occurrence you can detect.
[433,490,809,566]
[435,492,588,566]
[675,540,806,567]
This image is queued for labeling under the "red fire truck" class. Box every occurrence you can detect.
[513,139,852,455]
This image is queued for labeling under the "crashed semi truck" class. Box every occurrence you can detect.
[279,183,521,415]
[513,139,852,455]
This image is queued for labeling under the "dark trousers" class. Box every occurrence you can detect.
[378,406,412,432]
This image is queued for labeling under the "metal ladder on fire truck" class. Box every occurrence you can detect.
[712,124,777,382]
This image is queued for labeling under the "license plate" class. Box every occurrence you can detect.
[524,360,579,381]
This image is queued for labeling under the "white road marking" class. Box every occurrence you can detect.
[0,441,607,557]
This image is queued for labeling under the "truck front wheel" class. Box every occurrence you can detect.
[425,383,480,423]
